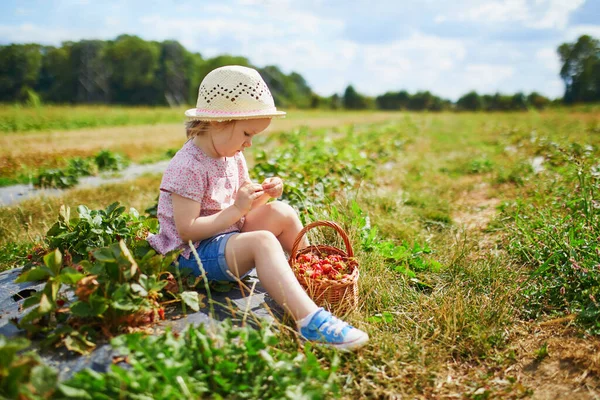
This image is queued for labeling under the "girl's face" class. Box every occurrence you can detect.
[210,118,271,158]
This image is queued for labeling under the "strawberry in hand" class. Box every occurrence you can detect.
[261,177,283,198]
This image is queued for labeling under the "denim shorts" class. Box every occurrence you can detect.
[177,231,248,282]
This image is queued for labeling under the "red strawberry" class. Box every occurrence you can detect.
[321,263,333,273]
[329,271,342,280]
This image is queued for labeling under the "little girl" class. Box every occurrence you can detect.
[148,65,368,350]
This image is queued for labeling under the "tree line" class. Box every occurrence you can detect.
[0,34,598,111]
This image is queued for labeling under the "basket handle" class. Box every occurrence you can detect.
[289,220,354,262]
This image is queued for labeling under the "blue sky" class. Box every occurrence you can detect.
[1,0,599,100]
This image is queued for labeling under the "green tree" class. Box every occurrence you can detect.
[558,35,600,103]
[527,92,550,109]
[376,90,410,110]
[343,85,369,109]
[0,44,43,101]
[68,40,110,103]
[105,35,161,104]
[158,40,188,106]
[456,91,483,111]
[510,92,528,110]
[183,51,205,105]
[407,91,434,111]
[330,93,341,110]
[258,66,315,109]
[37,45,72,102]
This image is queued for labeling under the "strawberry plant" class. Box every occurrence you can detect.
[34,150,129,189]
[14,240,200,354]
[60,322,340,399]
[42,202,157,263]
[0,335,58,399]
[35,168,80,189]
[94,149,129,171]
[251,127,405,211]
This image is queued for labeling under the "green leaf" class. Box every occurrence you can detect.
[131,283,148,297]
[0,336,30,369]
[38,293,53,313]
[15,266,52,283]
[70,297,109,317]
[367,312,394,324]
[59,267,85,285]
[209,281,235,293]
[43,249,63,276]
[59,204,71,223]
[29,364,58,396]
[93,247,116,263]
[77,205,90,219]
[64,332,96,355]
[129,207,140,219]
[58,383,92,399]
[49,280,60,302]
[22,293,42,309]
[180,291,200,312]
[46,221,65,237]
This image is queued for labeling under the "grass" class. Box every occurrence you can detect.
[1,109,600,398]
[0,104,188,133]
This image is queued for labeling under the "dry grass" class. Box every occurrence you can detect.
[0,111,404,176]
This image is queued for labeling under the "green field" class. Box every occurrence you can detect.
[1,108,599,398]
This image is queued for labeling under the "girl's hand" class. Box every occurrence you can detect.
[235,182,264,214]
[262,177,283,198]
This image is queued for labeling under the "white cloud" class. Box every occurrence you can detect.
[536,47,560,72]
[564,24,600,41]
[356,33,467,94]
[0,23,93,44]
[0,0,586,101]
[446,0,585,30]
[527,0,585,29]
[461,64,515,92]
[458,0,529,24]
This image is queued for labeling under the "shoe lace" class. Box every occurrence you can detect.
[320,315,348,337]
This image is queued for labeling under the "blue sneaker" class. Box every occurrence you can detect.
[299,308,369,351]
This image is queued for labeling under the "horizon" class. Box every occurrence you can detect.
[1,0,599,101]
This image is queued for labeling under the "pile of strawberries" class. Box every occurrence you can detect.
[293,252,355,281]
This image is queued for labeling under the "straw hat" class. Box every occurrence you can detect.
[184,65,286,121]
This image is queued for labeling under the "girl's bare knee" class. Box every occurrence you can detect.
[249,230,281,251]
[266,201,298,221]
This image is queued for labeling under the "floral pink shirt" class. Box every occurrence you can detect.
[147,139,250,259]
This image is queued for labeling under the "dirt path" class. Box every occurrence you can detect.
[0,112,404,175]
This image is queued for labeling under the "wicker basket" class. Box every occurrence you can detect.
[288,220,359,313]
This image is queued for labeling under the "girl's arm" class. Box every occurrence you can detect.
[172,182,264,242]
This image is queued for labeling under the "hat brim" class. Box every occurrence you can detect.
[184,108,286,122]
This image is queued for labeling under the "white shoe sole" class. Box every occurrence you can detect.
[332,333,369,351]
[302,333,369,351]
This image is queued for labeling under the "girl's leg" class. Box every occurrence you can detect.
[242,201,309,253]
[228,208,369,350]
[224,230,318,320]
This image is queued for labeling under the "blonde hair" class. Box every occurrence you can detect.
[185,120,235,139]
